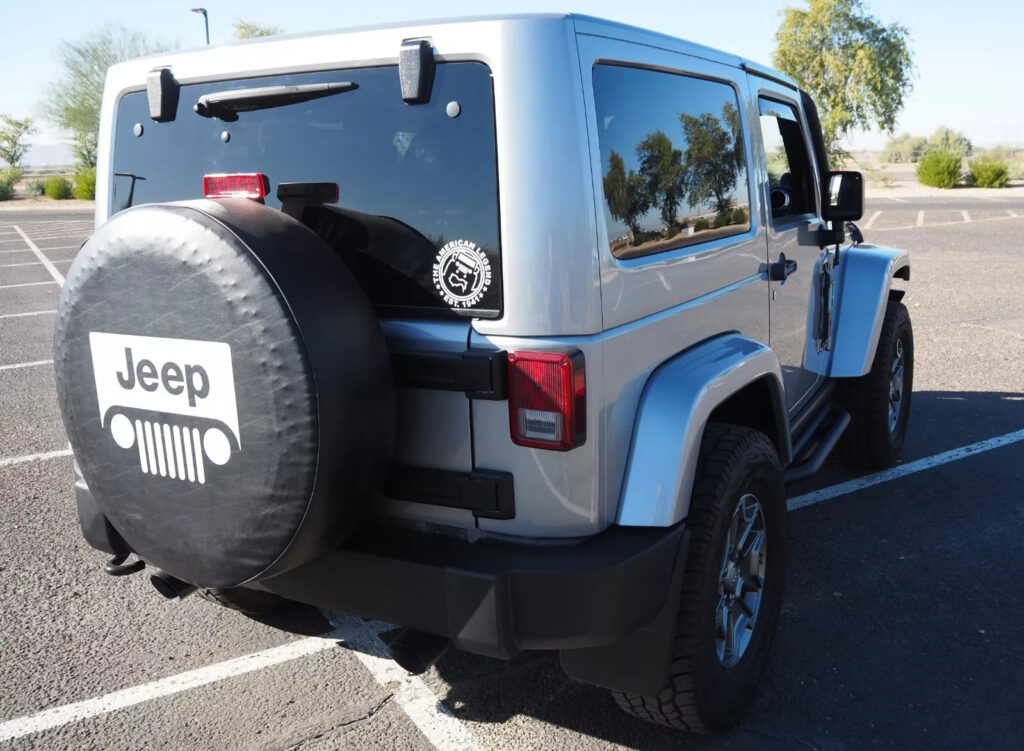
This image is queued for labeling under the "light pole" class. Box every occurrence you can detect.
[191,8,209,45]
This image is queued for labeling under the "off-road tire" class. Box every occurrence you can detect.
[198,587,290,615]
[613,424,786,734]
[838,300,913,469]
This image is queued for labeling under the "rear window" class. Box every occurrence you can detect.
[112,62,502,318]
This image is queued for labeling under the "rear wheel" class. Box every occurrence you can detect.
[838,300,914,469]
[613,424,786,734]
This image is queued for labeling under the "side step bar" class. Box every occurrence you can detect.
[783,405,850,484]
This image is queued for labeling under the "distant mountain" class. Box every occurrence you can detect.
[24,142,74,168]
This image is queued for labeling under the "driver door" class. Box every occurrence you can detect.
[752,84,828,414]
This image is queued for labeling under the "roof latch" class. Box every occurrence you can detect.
[146,67,180,123]
[399,39,436,104]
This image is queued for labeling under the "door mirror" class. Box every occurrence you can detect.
[822,171,863,222]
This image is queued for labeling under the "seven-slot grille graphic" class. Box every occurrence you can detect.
[133,419,207,484]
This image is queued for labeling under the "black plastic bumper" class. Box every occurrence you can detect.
[77,476,688,693]
[260,521,688,661]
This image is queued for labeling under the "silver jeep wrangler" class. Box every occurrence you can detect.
[56,13,912,734]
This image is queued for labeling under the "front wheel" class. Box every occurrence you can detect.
[613,424,786,734]
[838,300,914,469]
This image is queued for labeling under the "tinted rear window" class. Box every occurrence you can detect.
[112,62,501,318]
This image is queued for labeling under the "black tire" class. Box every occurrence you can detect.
[197,587,290,616]
[838,300,913,469]
[613,424,786,734]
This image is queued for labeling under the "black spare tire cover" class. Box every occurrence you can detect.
[54,199,395,588]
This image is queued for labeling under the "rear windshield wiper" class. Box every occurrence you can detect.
[194,82,357,121]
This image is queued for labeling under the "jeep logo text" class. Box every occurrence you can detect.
[116,347,210,407]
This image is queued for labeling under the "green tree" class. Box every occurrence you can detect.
[772,0,913,164]
[883,132,927,163]
[927,126,972,157]
[636,131,685,228]
[680,111,739,215]
[43,25,167,168]
[603,150,651,244]
[0,116,37,168]
[233,20,283,39]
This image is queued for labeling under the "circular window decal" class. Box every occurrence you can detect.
[432,240,492,309]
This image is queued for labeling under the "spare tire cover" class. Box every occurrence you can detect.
[54,199,394,588]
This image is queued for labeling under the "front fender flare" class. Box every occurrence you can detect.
[616,335,788,527]
[828,244,910,377]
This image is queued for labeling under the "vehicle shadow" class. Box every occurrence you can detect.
[420,390,1024,750]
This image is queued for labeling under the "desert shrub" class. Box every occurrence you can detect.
[916,149,961,189]
[967,156,1009,188]
[731,207,748,225]
[694,217,710,231]
[73,167,96,199]
[713,212,731,228]
[0,166,23,186]
[27,179,45,196]
[0,182,12,201]
[44,175,73,199]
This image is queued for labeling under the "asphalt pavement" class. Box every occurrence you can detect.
[1,195,1023,750]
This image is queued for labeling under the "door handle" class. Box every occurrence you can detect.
[769,253,798,282]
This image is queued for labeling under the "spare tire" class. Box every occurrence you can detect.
[54,199,394,588]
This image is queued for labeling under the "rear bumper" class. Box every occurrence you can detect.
[77,477,687,680]
[261,521,688,660]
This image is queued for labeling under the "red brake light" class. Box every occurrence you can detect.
[508,350,586,451]
[203,173,269,199]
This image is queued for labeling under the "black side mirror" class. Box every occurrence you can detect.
[823,171,863,222]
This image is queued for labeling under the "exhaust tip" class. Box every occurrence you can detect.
[387,629,451,675]
[150,570,197,601]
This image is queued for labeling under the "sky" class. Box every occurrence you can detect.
[3,0,1023,164]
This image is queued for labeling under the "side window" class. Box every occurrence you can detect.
[758,99,816,221]
[593,65,751,260]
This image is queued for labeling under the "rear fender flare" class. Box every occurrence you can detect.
[616,335,789,527]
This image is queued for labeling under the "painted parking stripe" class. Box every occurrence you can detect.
[788,427,1024,510]
[862,210,882,230]
[0,616,478,749]
[0,261,45,268]
[0,359,54,372]
[0,634,344,742]
[962,210,971,223]
[916,210,925,227]
[328,614,481,751]
[0,281,57,290]
[0,309,56,320]
[0,448,73,470]
[14,227,65,286]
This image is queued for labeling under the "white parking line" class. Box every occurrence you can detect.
[14,227,65,286]
[0,615,477,749]
[0,309,56,320]
[0,633,344,742]
[788,427,1024,510]
[0,261,45,268]
[0,281,57,290]
[329,614,481,751]
[962,210,971,223]
[862,210,882,230]
[916,210,925,227]
[0,359,54,372]
[0,448,73,470]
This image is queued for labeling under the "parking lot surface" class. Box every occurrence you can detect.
[2,195,1023,750]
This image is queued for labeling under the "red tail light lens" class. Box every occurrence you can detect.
[508,350,586,451]
[203,173,269,199]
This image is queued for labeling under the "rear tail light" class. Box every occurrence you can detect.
[203,173,269,199]
[508,350,586,451]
